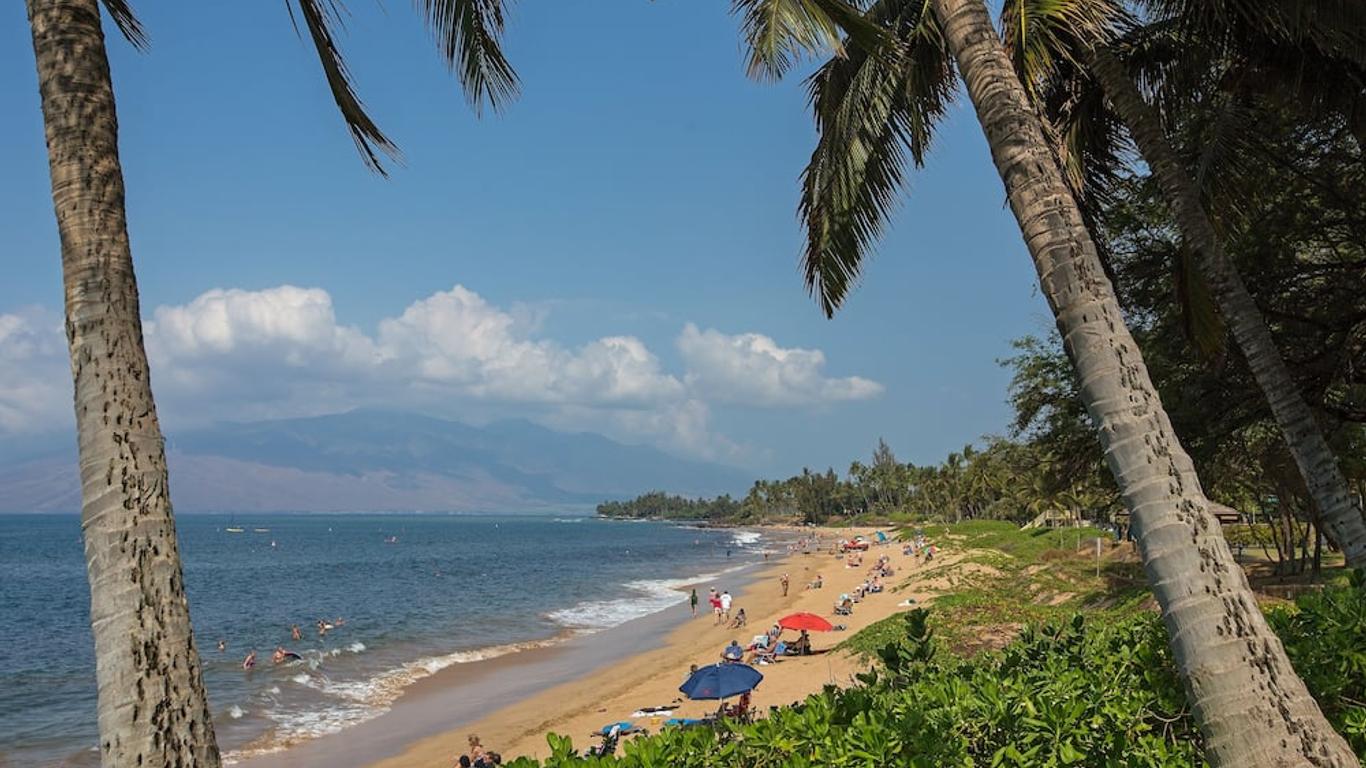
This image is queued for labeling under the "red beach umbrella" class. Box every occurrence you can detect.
[777,612,834,632]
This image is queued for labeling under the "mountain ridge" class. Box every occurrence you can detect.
[0,410,749,513]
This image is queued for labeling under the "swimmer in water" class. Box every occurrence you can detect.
[242,650,257,670]
[317,620,329,637]
[291,624,302,641]
[272,646,287,665]
[217,639,226,653]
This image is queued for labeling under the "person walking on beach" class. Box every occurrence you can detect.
[465,734,490,767]
[720,590,733,620]
[710,592,723,625]
[689,588,699,617]
[781,573,790,597]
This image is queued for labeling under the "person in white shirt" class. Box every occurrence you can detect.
[720,590,733,619]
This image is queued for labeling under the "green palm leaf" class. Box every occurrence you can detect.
[799,0,952,316]
[733,0,894,81]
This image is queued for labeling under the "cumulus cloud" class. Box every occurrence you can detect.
[677,323,884,407]
[375,286,683,405]
[147,286,374,364]
[0,285,881,461]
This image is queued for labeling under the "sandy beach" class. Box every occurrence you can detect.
[362,526,941,766]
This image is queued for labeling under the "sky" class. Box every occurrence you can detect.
[0,1,1057,477]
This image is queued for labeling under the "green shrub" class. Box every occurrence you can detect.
[1268,570,1366,754]
[506,575,1366,766]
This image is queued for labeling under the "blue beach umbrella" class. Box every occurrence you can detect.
[679,663,763,701]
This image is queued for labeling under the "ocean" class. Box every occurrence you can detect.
[0,513,773,766]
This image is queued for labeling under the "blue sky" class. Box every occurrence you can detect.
[0,1,1054,476]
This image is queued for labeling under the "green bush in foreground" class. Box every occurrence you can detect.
[506,576,1366,767]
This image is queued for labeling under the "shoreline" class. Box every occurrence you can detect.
[236,524,932,768]
[232,531,791,767]
[372,525,933,766]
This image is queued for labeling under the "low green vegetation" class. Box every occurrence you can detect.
[502,524,1366,766]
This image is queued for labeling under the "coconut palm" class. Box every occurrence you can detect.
[1000,0,1366,567]
[24,1,515,765]
[732,0,1357,761]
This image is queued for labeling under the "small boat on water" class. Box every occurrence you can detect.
[225,527,245,533]
[253,528,270,533]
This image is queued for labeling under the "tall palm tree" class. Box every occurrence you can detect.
[24,1,515,765]
[732,0,1357,762]
[1001,0,1366,567]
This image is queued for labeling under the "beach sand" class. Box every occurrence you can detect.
[365,526,945,766]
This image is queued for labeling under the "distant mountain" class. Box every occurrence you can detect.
[0,410,750,513]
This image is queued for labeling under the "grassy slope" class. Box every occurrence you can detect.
[841,521,1152,657]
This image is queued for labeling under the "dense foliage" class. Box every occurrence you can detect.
[502,573,1366,767]
[599,433,1119,528]
[597,492,742,521]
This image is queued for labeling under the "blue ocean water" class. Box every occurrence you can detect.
[0,514,767,766]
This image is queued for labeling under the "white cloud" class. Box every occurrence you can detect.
[146,285,375,367]
[677,323,883,407]
[0,285,882,462]
[375,286,683,405]
[0,308,70,434]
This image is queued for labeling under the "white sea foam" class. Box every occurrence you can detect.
[347,641,366,653]
[227,705,246,719]
[224,636,567,764]
[547,565,749,631]
[732,530,762,548]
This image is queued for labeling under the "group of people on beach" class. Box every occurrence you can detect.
[569,529,920,754]
[688,586,745,628]
[222,618,346,671]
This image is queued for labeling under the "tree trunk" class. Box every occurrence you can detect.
[26,1,222,766]
[1088,46,1366,570]
[929,0,1357,764]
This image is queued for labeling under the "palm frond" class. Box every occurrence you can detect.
[1135,0,1366,67]
[292,0,400,175]
[418,0,519,113]
[1185,89,1263,229]
[800,0,952,315]
[101,0,148,49]
[733,0,892,81]
[1000,0,1129,98]
[1174,243,1227,360]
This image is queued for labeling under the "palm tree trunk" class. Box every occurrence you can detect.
[1088,46,1366,570]
[26,1,222,766]
[929,0,1356,764]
